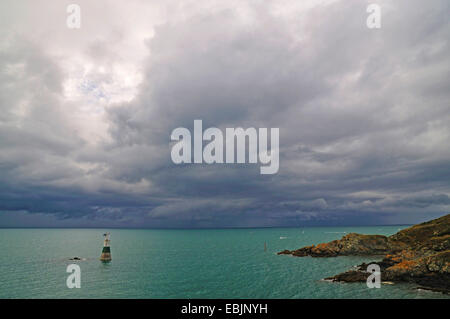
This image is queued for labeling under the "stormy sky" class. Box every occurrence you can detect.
[0,0,449,228]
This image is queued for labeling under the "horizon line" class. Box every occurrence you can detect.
[0,224,412,230]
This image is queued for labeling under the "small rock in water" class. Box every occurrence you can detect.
[69,257,82,261]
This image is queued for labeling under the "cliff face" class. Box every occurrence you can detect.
[278,214,450,293]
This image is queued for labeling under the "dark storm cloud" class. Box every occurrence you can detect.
[0,0,449,227]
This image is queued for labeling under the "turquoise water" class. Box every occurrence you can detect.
[0,227,448,299]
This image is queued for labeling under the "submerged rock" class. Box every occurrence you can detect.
[278,214,450,293]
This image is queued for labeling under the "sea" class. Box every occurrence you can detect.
[0,226,448,299]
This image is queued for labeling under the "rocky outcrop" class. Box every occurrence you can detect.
[278,214,450,293]
[278,233,397,257]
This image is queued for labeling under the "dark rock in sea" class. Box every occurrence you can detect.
[69,257,82,261]
[325,270,369,282]
[278,214,450,293]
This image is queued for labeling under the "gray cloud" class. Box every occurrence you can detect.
[0,0,449,227]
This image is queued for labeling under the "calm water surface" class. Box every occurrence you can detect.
[0,227,448,298]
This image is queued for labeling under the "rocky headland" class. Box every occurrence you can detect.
[278,214,450,293]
